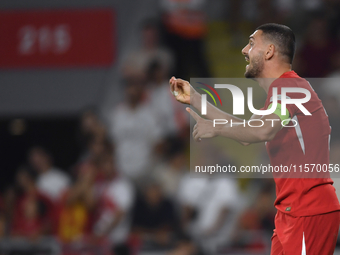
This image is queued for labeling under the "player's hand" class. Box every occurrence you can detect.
[169,76,196,105]
[187,107,216,142]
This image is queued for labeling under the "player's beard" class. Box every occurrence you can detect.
[244,53,264,79]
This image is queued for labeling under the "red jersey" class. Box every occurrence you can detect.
[264,71,340,216]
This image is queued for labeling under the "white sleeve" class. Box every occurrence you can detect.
[107,179,134,212]
[178,177,206,206]
[215,179,239,208]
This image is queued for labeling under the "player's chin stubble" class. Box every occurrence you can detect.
[244,54,264,79]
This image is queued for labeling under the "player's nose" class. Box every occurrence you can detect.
[242,44,249,56]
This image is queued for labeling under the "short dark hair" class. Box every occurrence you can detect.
[256,23,295,64]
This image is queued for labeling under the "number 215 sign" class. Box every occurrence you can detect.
[0,9,115,68]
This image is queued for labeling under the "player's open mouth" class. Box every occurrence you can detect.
[245,57,250,69]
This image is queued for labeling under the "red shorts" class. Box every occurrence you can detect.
[271,210,340,255]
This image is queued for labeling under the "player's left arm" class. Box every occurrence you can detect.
[187,107,284,145]
[215,113,282,144]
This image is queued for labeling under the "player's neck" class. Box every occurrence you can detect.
[258,63,292,94]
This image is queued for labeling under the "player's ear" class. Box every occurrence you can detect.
[265,44,275,60]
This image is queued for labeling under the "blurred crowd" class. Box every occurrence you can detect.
[1,0,340,254]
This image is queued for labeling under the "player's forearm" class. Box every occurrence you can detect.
[191,92,243,122]
[214,122,277,144]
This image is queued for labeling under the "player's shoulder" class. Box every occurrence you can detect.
[273,70,310,89]
[280,70,300,79]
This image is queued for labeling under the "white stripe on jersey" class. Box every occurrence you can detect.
[293,115,305,154]
[302,232,306,255]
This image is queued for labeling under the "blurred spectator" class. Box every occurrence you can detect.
[148,60,177,136]
[153,136,188,199]
[230,186,275,252]
[93,154,134,251]
[122,19,174,77]
[131,179,178,251]
[160,0,210,79]
[57,163,96,243]
[76,137,114,178]
[1,186,16,236]
[28,147,71,202]
[108,74,163,180]
[147,60,188,137]
[79,109,107,154]
[11,168,54,239]
[87,138,113,161]
[295,16,339,77]
[177,176,243,253]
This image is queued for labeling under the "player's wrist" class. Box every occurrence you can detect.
[191,90,200,106]
[213,123,223,137]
